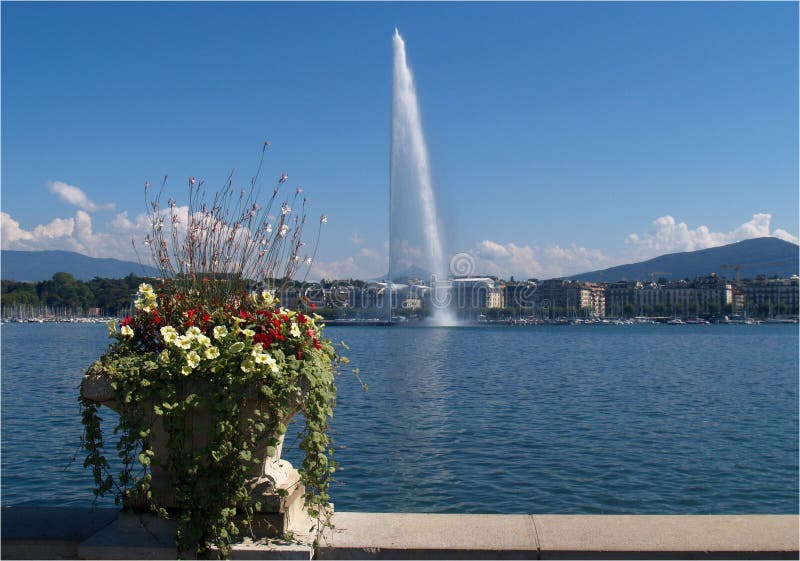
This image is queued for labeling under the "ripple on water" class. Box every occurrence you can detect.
[2,323,798,513]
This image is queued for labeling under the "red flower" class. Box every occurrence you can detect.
[121,316,134,327]
[296,350,303,360]
[313,338,321,350]
[297,313,307,324]
[253,332,272,348]
[310,303,316,310]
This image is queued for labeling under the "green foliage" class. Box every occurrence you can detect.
[2,273,154,316]
[81,283,339,559]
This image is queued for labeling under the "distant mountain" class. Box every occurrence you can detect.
[1,250,160,282]
[569,237,799,283]
[369,265,434,283]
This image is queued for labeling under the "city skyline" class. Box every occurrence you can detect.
[2,2,798,281]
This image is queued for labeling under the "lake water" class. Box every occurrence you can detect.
[1,322,797,513]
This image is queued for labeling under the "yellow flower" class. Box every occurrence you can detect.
[106,320,117,335]
[289,323,302,338]
[120,325,134,337]
[205,346,220,360]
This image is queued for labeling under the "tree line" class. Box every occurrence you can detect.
[2,273,149,317]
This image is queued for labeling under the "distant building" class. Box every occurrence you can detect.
[451,277,504,310]
[535,279,605,318]
[742,275,799,317]
[604,274,738,317]
[503,280,538,311]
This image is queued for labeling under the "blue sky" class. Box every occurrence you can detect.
[2,1,797,280]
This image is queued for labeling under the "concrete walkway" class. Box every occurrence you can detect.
[1,507,798,559]
[318,513,799,559]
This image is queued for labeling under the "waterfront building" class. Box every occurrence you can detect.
[604,281,641,317]
[451,277,504,310]
[503,280,539,312]
[602,275,740,317]
[742,275,799,317]
[535,279,605,318]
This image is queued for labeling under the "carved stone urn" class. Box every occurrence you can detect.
[81,372,315,537]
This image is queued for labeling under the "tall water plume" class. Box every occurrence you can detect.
[390,28,455,325]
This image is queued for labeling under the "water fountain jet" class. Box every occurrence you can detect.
[389,29,456,326]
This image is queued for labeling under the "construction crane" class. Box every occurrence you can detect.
[720,264,741,285]
[721,259,791,285]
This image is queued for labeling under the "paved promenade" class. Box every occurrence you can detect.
[1,507,798,559]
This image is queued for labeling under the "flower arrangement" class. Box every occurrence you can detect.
[80,143,340,558]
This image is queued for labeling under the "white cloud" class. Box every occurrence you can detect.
[463,240,612,280]
[47,181,115,212]
[311,245,388,281]
[2,211,75,244]
[1,210,139,259]
[626,213,799,259]
[351,232,363,245]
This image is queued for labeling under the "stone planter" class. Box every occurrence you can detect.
[81,372,315,537]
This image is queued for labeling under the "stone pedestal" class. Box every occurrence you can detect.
[81,373,321,540]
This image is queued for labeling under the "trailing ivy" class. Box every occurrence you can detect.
[80,283,339,558]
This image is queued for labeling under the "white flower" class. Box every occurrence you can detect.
[261,290,278,308]
[281,203,291,215]
[120,325,134,337]
[138,283,154,295]
[196,334,211,347]
[186,351,201,369]
[289,323,302,338]
[177,335,193,350]
[278,224,289,237]
[181,364,192,376]
[230,341,245,353]
[320,215,328,224]
[264,354,279,373]
[240,357,255,373]
[160,326,179,344]
[205,346,220,360]
[185,326,201,338]
[159,349,170,363]
[213,325,229,340]
[241,328,255,338]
